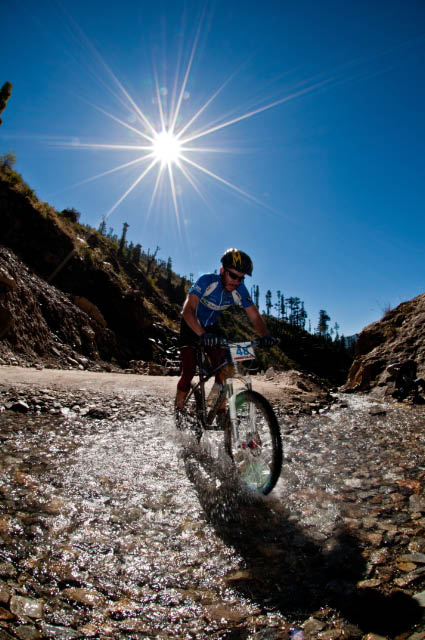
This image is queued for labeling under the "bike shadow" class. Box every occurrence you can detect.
[183,444,423,637]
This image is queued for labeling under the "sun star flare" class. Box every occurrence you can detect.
[152,130,182,165]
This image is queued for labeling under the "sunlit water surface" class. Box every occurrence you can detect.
[1,393,424,637]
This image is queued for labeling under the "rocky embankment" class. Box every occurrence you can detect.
[0,246,179,374]
[344,293,425,396]
[0,246,120,371]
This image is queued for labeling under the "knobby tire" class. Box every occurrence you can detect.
[224,390,282,495]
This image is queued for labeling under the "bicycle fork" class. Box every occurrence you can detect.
[227,385,259,453]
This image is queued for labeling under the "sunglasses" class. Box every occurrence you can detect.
[225,269,244,282]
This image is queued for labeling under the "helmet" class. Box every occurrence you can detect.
[221,248,253,276]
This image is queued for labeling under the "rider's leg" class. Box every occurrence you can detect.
[176,346,196,409]
[206,346,228,410]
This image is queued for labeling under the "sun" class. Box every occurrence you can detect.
[152,130,182,165]
[59,13,330,238]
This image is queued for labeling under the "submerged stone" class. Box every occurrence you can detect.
[9,595,44,619]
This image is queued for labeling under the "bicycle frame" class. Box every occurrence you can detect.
[178,339,283,495]
[192,341,257,438]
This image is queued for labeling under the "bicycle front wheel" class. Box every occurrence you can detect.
[224,390,282,495]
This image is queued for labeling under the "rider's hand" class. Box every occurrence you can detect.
[258,335,277,348]
[200,333,221,348]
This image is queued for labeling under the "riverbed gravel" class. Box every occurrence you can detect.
[0,370,425,639]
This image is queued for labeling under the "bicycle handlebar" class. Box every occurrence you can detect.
[198,336,277,349]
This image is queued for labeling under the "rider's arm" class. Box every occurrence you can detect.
[244,304,269,338]
[181,293,207,336]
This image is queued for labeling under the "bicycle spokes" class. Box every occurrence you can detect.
[225,390,282,494]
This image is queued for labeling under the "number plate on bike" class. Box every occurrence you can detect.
[230,342,255,362]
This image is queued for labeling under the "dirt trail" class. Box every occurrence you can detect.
[0,365,329,407]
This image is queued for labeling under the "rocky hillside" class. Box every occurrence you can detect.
[0,246,119,370]
[0,167,356,381]
[343,293,425,396]
[0,169,185,370]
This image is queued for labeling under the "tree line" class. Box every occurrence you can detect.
[96,221,346,345]
[253,286,347,345]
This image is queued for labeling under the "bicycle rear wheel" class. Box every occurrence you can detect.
[224,390,282,494]
[175,385,203,441]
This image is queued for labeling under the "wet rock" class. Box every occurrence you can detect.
[204,603,247,623]
[399,553,425,564]
[413,591,425,608]
[43,498,68,515]
[15,626,43,640]
[0,563,16,578]
[77,622,116,636]
[409,495,425,513]
[394,567,425,586]
[9,595,44,619]
[303,616,326,633]
[369,547,391,565]
[357,578,382,588]
[398,562,418,572]
[117,619,152,633]
[62,587,106,608]
[264,367,275,380]
[0,606,14,620]
[407,632,425,640]
[41,624,80,639]
[0,581,11,604]
[10,400,29,413]
[369,407,386,416]
[86,408,110,419]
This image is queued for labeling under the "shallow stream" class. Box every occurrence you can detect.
[0,393,424,638]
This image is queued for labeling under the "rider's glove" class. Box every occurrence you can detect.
[259,335,277,348]
[200,333,221,348]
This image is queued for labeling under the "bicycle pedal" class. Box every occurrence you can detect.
[204,422,217,431]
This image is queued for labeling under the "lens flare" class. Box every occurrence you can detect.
[55,9,333,241]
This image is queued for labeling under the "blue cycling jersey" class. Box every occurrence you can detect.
[189,273,253,327]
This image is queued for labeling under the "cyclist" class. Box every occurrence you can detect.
[176,248,275,410]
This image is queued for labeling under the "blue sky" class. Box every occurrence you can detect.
[2,0,424,337]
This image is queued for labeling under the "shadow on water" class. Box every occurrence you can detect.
[183,443,423,637]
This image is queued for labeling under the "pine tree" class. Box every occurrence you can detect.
[275,291,281,318]
[146,246,160,274]
[333,322,340,340]
[166,257,173,287]
[255,285,260,307]
[280,294,286,321]
[0,82,12,126]
[133,243,142,264]
[265,290,272,315]
[299,302,307,329]
[98,219,106,235]
[316,309,331,336]
[119,222,129,255]
[251,285,260,307]
[0,150,16,170]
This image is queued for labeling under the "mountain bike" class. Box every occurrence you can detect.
[175,339,282,495]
